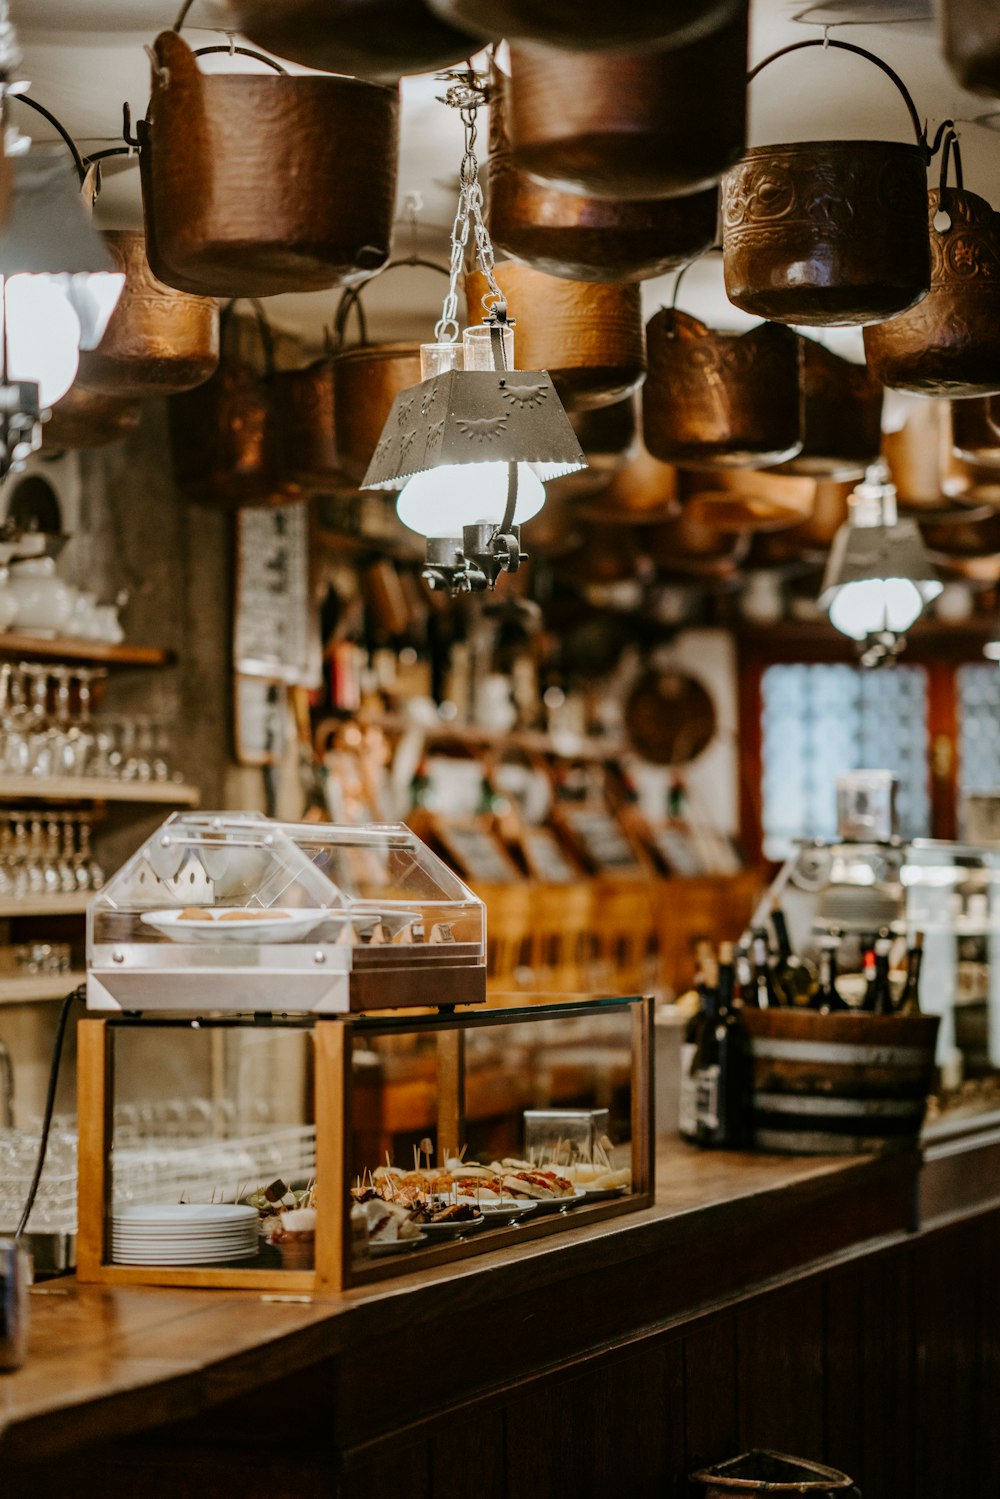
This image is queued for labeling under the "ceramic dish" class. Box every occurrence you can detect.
[366,1233,428,1258]
[523,1188,588,1214]
[415,1215,487,1239]
[140,908,335,944]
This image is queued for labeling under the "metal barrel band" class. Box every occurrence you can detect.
[749,1037,934,1066]
[752,1092,927,1118]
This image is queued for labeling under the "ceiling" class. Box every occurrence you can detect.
[13,0,1000,359]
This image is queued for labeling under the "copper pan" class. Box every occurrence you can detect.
[721,40,931,326]
[678,468,817,533]
[624,669,717,766]
[43,387,142,451]
[741,479,854,565]
[138,31,399,297]
[505,8,748,201]
[77,230,219,397]
[777,338,882,480]
[465,263,645,411]
[486,68,718,283]
[580,440,678,523]
[429,0,744,52]
[864,141,1000,397]
[643,309,802,468]
[228,0,477,82]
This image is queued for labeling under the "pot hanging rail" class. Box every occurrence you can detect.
[721,39,933,326]
[427,0,744,53]
[864,130,1000,397]
[504,5,749,201]
[486,67,719,284]
[135,28,399,298]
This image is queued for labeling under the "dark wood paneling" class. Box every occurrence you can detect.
[913,1220,982,1499]
[432,1409,506,1499]
[822,1265,865,1484]
[736,1279,825,1459]
[861,1245,915,1499]
[683,1314,738,1479]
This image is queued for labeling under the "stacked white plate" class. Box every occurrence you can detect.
[110,1204,260,1265]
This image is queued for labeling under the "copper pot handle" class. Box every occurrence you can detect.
[10,94,87,181]
[219,298,276,378]
[748,38,929,158]
[332,257,451,350]
[191,44,288,74]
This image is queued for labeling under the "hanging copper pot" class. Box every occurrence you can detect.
[921,509,1000,557]
[273,290,370,490]
[138,31,399,297]
[777,338,882,480]
[169,300,299,507]
[521,487,583,557]
[677,468,817,533]
[721,39,931,326]
[43,387,143,451]
[547,400,637,502]
[333,342,423,486]
[643,308,802,468]
[952,397,1000,467]
[864,137,1000,397]
[580,439,678,523]
[940,0,1000,96]
[228,0,477,82]
[505,7,748,201]
[486,65,719,282]
[429,0,743,52]
[76,230,218,397]
[464,262,645,411]
[642,509,749,577]
[882,396,978,515]
[557,520,640,583]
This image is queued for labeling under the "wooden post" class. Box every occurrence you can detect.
[436,1026,465,1166]
[314,1020,350,1292]
[76,1019,110,1283]
[631,997,654,1198]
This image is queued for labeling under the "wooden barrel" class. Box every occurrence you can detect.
[740,1008,939,1155]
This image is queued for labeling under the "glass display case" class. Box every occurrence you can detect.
[87,812,486,1013]
[75,994,653,1291]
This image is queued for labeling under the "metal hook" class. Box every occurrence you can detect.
[122,100,140,148]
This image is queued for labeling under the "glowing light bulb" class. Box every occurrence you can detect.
[4,273,81,407]
[827,576,939,640]
[396,461,546,538]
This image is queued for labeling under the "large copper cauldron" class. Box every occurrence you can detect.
[643,309,802,468]
[138,31,399,298]
[486,72,718,283]
[505,8,748,201]
[722,40,931,326]
[228,0,476,83]
[429,0,743,52]
[864,138,1000,397]
[77,230,218,397]
[43,388,142,451]
[169,300,299,507]
[778,338,882,480]
[465,262,645,411]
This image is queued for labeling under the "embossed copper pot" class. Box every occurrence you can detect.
[778,338,882,479]
[505,7,748,201]
[678,468,817,533]
[43,387,143,451]
[169,300,299,507]
[429,0,744,52]
[76,230,219,397]
[721,39,931,326]
[465,263,645,411]
[486,71,718,283]
[228,0,476,82]
[581,439,678,523]
[643,309,802,468]
[138,31,399,297]
[864,139,1000,397]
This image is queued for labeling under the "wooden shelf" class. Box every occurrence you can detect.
[0,970,85,1004]
[352,711,627,763]
[0,893,90,918]
[0,778,199,806]
[0,635,173,667]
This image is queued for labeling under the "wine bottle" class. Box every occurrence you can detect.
[748,928,781,1009]
[864,935,895,1014]
[770,899,817,1006]
[692,941,745,1148]
[898,931,924,1015]
[678,949,715,1142]
[813,935,850,1013]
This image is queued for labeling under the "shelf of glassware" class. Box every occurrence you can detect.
[0,778,200,806]
[0,637,172,667]
[0,971,86,1005]
[0,893,90,917]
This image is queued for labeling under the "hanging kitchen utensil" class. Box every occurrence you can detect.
[486,62,719,282]
[137,29,399,297]
[678,468,817,533]
[642,509,750,578]
[778,337,882,480]
[864,132,1000,397]
[272,289,370,491]
[43,387,142,451]
[557,521,640,584]
[580,437,678,523]
[464,261,645,411]
[504,5,748,201]
[721,39,932,326]
[624,668,717,765]
[332,259,450,484]
[429,0,743,52]
[921,508,1000,557]
[546,399,637,501]
[952,397,1000,468]
[76,229,219,397]
[169,298,298,507]
[520,487,582,557]
[228,0,478,83]
[642,274,802,468]
[883,397,979,517]
[751,479,854,565]
[940,0,1000,97]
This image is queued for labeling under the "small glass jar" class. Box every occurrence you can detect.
[420,342,464,381]
[463,324,514,372]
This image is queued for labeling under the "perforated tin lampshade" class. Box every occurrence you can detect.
[361,368,587,502]
[819,467,942,640]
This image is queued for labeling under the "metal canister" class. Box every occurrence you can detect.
[0,1239,31,1372]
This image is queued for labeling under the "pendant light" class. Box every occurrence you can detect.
[361,69,586,594]
[0,9,124,472]
[819,463,942,649]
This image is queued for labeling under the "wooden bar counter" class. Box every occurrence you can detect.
[4,1130,998,1498]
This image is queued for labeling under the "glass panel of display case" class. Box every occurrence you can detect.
[104,1022,315,1273]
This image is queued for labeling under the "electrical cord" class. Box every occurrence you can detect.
[14,985,86,1240]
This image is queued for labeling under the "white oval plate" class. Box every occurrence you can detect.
[520,1188,587,1214]
[456,1197,540,1221]
[414,1215,487,1239]
[140,908,337,944]
[112,1204,259,1226]
[366,1232,428,1258]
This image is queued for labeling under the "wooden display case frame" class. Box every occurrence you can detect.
[76,996,653,1293]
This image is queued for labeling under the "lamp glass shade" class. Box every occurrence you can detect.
[396,460,546,537]
[827,577,936,640]
[4,273,80,406]
[65,270,126,351]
